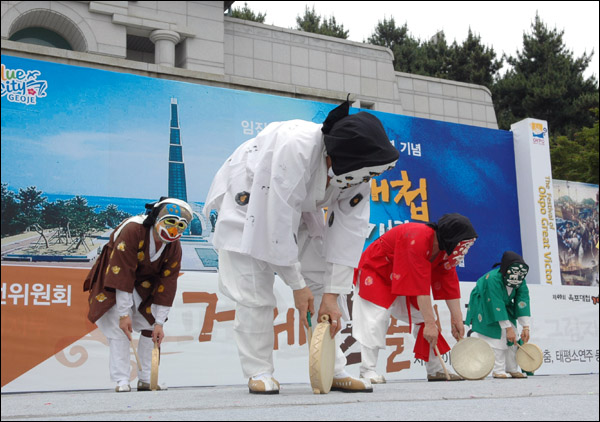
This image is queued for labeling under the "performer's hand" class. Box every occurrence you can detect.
[319,293,342,338]
[506,326,517,344]
[446,299,464,341]
[293,286,315,331]
[423,321,439,349]
[520,327,530,343]
[119,315,133,341]
[450,319,465,341]
[153,324,165,346]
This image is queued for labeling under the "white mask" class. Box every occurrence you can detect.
[328,161,397,189]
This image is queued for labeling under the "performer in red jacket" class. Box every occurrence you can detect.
[352,214,477,382]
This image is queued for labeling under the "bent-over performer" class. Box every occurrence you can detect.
[204,101,399,394]
[84,197,193,392]
[465,251,531,378]
[352,214,477,383]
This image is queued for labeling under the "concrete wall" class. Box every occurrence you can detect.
[224,17,401,112]
[396,72,498,129]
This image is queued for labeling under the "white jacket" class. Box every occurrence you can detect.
[204,120,371,294]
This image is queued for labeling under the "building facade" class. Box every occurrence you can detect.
[1,1,498,128]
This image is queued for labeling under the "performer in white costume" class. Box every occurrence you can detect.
[204,101,399,394]
[84,198,193,392]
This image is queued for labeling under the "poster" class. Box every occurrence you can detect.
[553,180,599,286]
[2,55,596,392]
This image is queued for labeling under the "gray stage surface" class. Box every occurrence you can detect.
[1,373,598,421]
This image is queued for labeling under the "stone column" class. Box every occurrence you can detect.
[149,29,181,67]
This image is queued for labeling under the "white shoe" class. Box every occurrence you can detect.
[360,370,386,384]
[115,384,131,392]
[248,374,280,394]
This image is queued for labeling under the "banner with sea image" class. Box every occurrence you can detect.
[3,54,595,392]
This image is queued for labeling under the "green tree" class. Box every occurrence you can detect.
[228,2,266,23]
[42,200,69,229]
[17,186,45,217]
[493,14,599,136]
[368,21,501,89]
[42,199,72,244]
[97,204,130,228]
[296,5,320,34]
[550,109,599,184]
[12,186,48,246]
[296,6,349,39]
[413,31,452,78]
[1,184,19,236]
[575,113,600,184]
[16,187,46,231]
[64,196,103,251]
[367,17,421,72]
[447,29,503,89]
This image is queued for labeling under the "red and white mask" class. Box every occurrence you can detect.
[154,200,193,243]
[443,238,476,270]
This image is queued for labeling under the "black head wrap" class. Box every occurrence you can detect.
[427,213,478,255]
[142,196,169,227]
[323,111,399,175]
[321,95,351,135]
[493,251,529,287]
[493,251,527,275]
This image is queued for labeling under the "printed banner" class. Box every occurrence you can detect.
[2,271,597,392]
[511,119,562,285]
[1,55,521,281]
[553,180,599,286]
[1,55,597,392]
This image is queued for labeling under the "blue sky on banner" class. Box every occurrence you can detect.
[1,54,523,280]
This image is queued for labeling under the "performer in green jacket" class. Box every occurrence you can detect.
[465,251,531,379]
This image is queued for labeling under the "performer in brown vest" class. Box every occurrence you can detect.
[84,197,193,392]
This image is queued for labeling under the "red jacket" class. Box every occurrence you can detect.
[354,223,460,309]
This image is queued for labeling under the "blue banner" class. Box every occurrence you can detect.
[1,55,521,281]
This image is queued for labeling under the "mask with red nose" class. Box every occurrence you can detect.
[152,200,193,243]
[443,238,476,270]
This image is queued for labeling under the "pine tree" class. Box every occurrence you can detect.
[367,17,420,72]
[296,6,349,39]
[415,31,452,79]
[447,29,503,89]
[492,14,599,136]
[550,109,599,184]
[228,2,266,23]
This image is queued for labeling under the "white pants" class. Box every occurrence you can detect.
[218,250,348,379]
[352,294,444,376]
[95,298,155,386]
[472,330,519,375]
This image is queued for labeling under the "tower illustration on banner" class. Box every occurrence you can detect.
[167,98,206,237]
[168,98,188,202]
[165,98,218,271]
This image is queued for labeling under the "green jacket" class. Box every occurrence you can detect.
[465,268,531,339]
